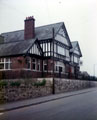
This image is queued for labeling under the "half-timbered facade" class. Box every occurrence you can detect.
[0,16,82,79]
[70,41,82,78]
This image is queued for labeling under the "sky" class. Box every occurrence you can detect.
[0,0,97,76]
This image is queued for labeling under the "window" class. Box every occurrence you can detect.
[43,43,45,52]
[48,42,51,56]
[48,42,50,51]
[0,58,11,70]
[55,66,58,72]
[66,49,69,57]
[37,60,40,71]
[74,56,79,63]
[66,49,70,61]
[26,57,31,69]
[71,55,73,62]
[43,61,47,71]
[58,45,65,56]
[59,66,63,72]
[45,43,48,56]
[55,61,65,73]
[0,58,4,69]
[32,58,36,70]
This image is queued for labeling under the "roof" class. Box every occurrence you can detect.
[0,39,36,57]
[1,22,63,43]
[70,41,82,57]
[71,41,77,51]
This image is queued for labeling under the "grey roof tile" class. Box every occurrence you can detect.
[70,41,77,52]
[0,39,36,57]
[1,22,63,43]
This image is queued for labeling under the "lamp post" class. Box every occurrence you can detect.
[52,28,55,94]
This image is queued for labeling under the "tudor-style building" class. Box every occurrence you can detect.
[70,41,82,78]
[0,16,82,79]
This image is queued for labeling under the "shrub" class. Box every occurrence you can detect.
[0,81,8,87]
[34,79,46,87]
[10,81,21,87]
[40,79,46,86]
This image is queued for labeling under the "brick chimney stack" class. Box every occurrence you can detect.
[24,16,35,40]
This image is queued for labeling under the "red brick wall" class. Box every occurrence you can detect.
[0,70,42,79]
[42,59,68,78]
[11,56,43,70]
[0,56,73,79]
[24,16,35,40]
[0,56,43,79]
[11,56,26,69]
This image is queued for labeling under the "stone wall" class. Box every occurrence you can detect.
[55,78,97,93]
[0,78,52,103]
[0,78,97,103]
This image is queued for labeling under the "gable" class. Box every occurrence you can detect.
[73,46,80,55]
[55,25,72,48]
[75,46,79,51]
[72,42,82,57]
[58,27,66,37]
[0,39,36,57]
[29,43,41,56]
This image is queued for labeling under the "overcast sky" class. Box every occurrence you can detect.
[0,0,97,76]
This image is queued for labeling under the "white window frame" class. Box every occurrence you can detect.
[58,45,65,56]
[37,60,40,71]
[55,61,65,73]
[0,58,11,70]
[32,58,36,71]
[26,57,31,70]
[43,61,47,72]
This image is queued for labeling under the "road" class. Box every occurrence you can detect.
[1,88,97,120]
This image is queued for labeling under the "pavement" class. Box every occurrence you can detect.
[0,87,96,113]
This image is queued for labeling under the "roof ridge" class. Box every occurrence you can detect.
[71,41,78,43]
[36,22,64,29]
[1,22,64,34]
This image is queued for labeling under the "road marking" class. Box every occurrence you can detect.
[0,113,4,115]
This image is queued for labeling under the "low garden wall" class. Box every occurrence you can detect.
[0,78,97,103]
[0,78,52,103]
[55,78,97,93]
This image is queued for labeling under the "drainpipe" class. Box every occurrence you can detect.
[52,28,55,94]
